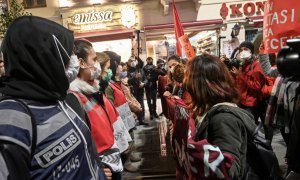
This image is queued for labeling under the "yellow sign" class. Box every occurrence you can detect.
[65,5,138,33]
[72,10,113,25]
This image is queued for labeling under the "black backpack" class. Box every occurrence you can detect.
[204,105,280,180]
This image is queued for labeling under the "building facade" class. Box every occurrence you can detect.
[197,0,265,57]
[10,0,265,61]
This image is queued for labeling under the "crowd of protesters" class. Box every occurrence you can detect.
[158,39,300,179]
[0,15,300,180]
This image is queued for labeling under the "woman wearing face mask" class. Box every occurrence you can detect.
[99,52,136,131]
[99,51,140,172]
[0,16,100,180]
[231,41,266,124]
[69,39,124,180]
[95,52,132,154]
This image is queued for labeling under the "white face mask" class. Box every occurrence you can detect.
[66,54,80,82]
[170,66,174,74]
[240,50,252,61]
[130,61,137,68]
[90,62,102,80]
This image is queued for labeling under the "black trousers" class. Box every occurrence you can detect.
[133,92,145,124]
[145,88,157,115]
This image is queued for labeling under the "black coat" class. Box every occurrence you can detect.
[127,66,146,96]
[195,105,256,180]
[143,64,158,90]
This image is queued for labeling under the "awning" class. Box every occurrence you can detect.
[248,16,264,22]
[144,19,223,30]
[248,16,264,28]
[144,19,223,40]
[74,28,135,42]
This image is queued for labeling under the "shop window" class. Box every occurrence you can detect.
[245,29,258,42]
[23,0,46,9]
[196,31,217,55]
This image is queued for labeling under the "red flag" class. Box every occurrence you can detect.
[172,0,184,57]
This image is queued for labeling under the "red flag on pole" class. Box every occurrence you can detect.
[172,0,196,60]
[172,0,184,57]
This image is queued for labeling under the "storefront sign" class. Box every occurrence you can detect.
[220,1,266,19]
[65,5,138,33]
[72,10,113,25]
[262,0,300,54]
[120,6,136,28]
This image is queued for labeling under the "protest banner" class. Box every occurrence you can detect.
[179,34,196,61]
[262,0,300,54]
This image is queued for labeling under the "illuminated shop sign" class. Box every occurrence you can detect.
[72,10,113,25]
[67,5,137,32]
[220,1,266,19]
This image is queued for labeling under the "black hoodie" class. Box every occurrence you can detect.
[0,16,74,103]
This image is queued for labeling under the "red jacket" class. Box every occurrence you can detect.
[236,59,266,107]
[261,76,275,98]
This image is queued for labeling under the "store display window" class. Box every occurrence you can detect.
[23,0,46,8]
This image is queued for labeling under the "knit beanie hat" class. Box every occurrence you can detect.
[239,41,254,54]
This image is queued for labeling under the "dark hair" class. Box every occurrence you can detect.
[168,55,181,62]
[74,39,93,61]
[146,57,153,61]
[184,55,240,115]
[157,58,165,65]
[104,51,121,81]
[120,62,126,67]
[173,64,184,83]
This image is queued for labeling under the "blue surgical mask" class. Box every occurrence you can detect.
[120,71,127,79]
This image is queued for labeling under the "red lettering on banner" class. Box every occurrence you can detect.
[262,0,300,54]
[178,35,196,61]
[244,3,256,16]
[230,4,243,17]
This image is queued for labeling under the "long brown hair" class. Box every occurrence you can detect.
[184,55,240,115]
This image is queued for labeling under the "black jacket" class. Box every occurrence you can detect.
[143,64,158,90]
[195,105,256,180]
[127,66,146,96]
[287,87,300,173]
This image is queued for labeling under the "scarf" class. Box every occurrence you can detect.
[264,76,283,126]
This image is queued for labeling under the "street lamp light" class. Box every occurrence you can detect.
[231,23,241,38]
